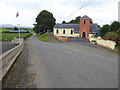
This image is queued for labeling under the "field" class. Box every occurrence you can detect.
[1,33,32,41]
[36,32,49,42]
[0,29,10,32]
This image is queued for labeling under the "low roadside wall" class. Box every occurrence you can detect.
[0,40,24,81]
[54,35,69,42]
[12,38,24,44]
[96,39,116,50]
[89,38,116,50]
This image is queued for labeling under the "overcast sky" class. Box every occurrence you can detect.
[0,0,119,27]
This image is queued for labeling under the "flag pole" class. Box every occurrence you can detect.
[18,23,20,43]
[16,12,20,43]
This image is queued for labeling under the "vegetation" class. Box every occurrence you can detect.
[100,25,110,37]
[33,10,56,34]
[0,29,10,32]
[62,21,66,24]
[36,32,49,42]
[69,16,81,24]
[1,33,32,41]
[14,27,18,30]
[100,21,120,40]
[62,16,93,24]
[102,32,118,40]
[110,21,120,32]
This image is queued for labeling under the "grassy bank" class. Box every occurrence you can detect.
[1,33,32,41]
[36,32,49,42]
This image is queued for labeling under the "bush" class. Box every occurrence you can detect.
[102,32,118,40]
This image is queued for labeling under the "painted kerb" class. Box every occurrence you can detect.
[54,35,69,42]
[0,41,24,81]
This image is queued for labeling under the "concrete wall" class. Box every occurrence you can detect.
[54,35,69,42]
[12,38,24,44]
[0,40,24,81]
[89,37,116,50]
[96,39,116,50]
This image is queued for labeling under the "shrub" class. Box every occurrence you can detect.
[102,32,118,40]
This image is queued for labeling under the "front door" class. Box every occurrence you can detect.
[82,32,86,38]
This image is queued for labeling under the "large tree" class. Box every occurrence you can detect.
[110,21,120,32]
[33,10,56,33]
[100,24,110,37]
[69,16,81,24]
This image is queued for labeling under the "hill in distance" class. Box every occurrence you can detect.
[0,24,33,30]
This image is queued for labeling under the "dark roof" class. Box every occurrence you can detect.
[54,23,99,33]
[80,15,90,19]
[54,24,79,33]
[90,24,98,33]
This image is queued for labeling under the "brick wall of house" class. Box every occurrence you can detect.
[79,18,90,38]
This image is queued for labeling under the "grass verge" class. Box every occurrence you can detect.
[36,32,49,42]
[114,45,120,54]
[1,33,32,41]
[0,29,10,33]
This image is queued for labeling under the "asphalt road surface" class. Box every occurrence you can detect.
[3,35,118,88]
[0,41,17,54]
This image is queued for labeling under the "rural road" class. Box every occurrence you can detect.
[0,41,17,54]
[3,35,118,88]
[26,35,118,88]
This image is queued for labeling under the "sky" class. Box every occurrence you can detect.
[0,0,119,27]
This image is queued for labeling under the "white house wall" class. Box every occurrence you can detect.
[54,28,78,37]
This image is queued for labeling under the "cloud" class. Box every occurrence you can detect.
[0,0,119,27]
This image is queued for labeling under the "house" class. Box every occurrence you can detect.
[53,15,99,38]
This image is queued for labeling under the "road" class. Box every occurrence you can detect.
[0,41,17,54]
[3,35,118,88]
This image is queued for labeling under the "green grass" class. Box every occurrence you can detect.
[115,45,120,54]
[1,33,32,41]
[0,29,10,32]
[36,32,49,42]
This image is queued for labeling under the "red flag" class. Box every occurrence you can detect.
[16,12,19,17]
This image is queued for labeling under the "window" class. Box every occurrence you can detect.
[63,30,65,34]
[71,30,73,34]
[56,29,59,34]
[84,20,86,24]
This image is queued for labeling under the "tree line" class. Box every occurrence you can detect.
[99,21,120,41]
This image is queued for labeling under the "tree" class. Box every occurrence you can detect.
[117,28,120,36]
[62,21,66,24]
[110,21,120,32]
[100,24,110,37]
[34,10,56,33]
[14,27,18,30]
[67,16,93,24]
[68,16,81,24]
[102,32,118,40]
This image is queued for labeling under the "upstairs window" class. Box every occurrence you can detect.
[71,30,73,34]
[56,29,59,34]
[63,30,65,34]
[84,20,86,24]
